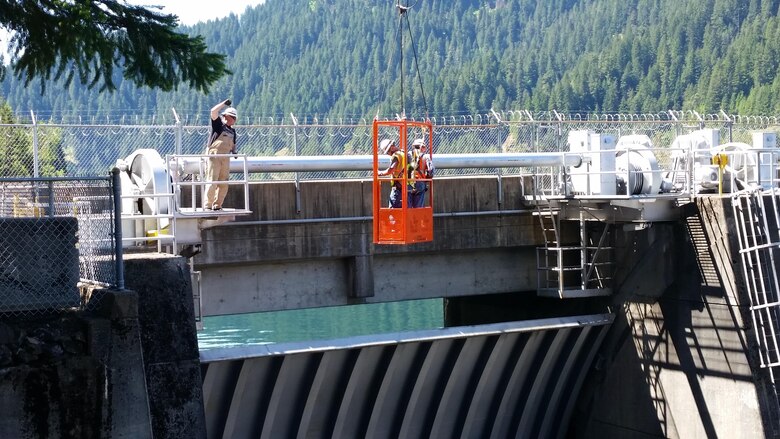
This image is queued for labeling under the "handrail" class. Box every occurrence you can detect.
[168,153,252,214]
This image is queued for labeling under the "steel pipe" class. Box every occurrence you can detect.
[176,152,582,175]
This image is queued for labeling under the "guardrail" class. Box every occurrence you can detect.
[528,145,780,199]
[168,153,252,214]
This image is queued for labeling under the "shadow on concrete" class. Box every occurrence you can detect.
[570,202,777,438]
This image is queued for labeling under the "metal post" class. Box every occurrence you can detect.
[492,109,504,206]
[693,110,705,130]
[48,181,54,217]
[30,110,39,178]
[291,112,302,214]
[171,108,183,237]
[580,211,586,290]
[111,168,125,290]
[172,107,182,156]
[553,110,564,194]
[243,155,250,212]
[198,160,205,210]
[553,110,564,153]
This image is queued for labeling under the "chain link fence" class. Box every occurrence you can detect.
[2,110,779,181]
[0,176,120,318]
[1,110,778,318]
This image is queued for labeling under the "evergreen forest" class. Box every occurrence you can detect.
[3,0,780,122]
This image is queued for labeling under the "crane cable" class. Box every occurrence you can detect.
[392,0,429,120]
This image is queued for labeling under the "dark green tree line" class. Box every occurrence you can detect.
[3,0,780,121]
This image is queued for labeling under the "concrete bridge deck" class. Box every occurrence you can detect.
[191,174,618,316]
[193,175,540,315]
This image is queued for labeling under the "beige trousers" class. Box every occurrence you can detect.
[204,135,234,209]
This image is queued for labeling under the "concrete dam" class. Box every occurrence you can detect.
[2,125,780,438]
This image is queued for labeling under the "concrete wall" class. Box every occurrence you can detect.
[123,254,206,439]
[194,176,559,316]
[0,317,107,438]
[0,254,205,439]
[570,200,777,438]
[0,288,153,438]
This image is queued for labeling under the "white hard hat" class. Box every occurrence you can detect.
[223,107,238,119]
[379,138,394,154]
[412,138,425,148]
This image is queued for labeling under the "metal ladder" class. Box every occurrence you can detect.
[534,203,614,298]
[535,203,563,296]
[732,188,780,381]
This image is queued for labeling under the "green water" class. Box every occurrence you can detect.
[197,298,444,350]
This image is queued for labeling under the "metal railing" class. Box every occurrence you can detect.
[168,153,252,214]
[723,148,780,394]
[0,174,123,317]
[732,187,780,388]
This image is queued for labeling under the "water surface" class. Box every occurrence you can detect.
[197,298,443,350]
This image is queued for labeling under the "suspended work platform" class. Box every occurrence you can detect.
[372,119,434,245]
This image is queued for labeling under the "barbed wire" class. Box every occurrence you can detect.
[1,111,778,180]
[12,109,780,126]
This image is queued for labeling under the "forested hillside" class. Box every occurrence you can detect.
[3,0,780,121]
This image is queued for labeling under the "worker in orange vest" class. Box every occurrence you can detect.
[410,138,434,208]
[377,138,406,208]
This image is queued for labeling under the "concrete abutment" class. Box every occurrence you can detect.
[0,253,204,439]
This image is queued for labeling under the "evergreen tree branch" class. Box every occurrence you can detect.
[0,0,231,92]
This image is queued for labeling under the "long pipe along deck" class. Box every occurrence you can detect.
[174,152,584,175]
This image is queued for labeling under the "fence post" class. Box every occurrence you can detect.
[491,109,504,207]
[172,107,182,156]
[553,109,564,152]
[48,180,54,217]
[30,110,40,178]
[720,110,733,143]
[172,107,183,212]
[291,112,302,214]
[111,168,125,290]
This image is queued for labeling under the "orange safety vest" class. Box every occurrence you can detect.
[418,153,433,179]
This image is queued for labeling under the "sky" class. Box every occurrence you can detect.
[1,1,265,60]
[127,0,266,26]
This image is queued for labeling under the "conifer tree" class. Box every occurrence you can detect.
[0,1,230,92]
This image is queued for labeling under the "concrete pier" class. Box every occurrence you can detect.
[0,254,203,439]
[574,199,776,438]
